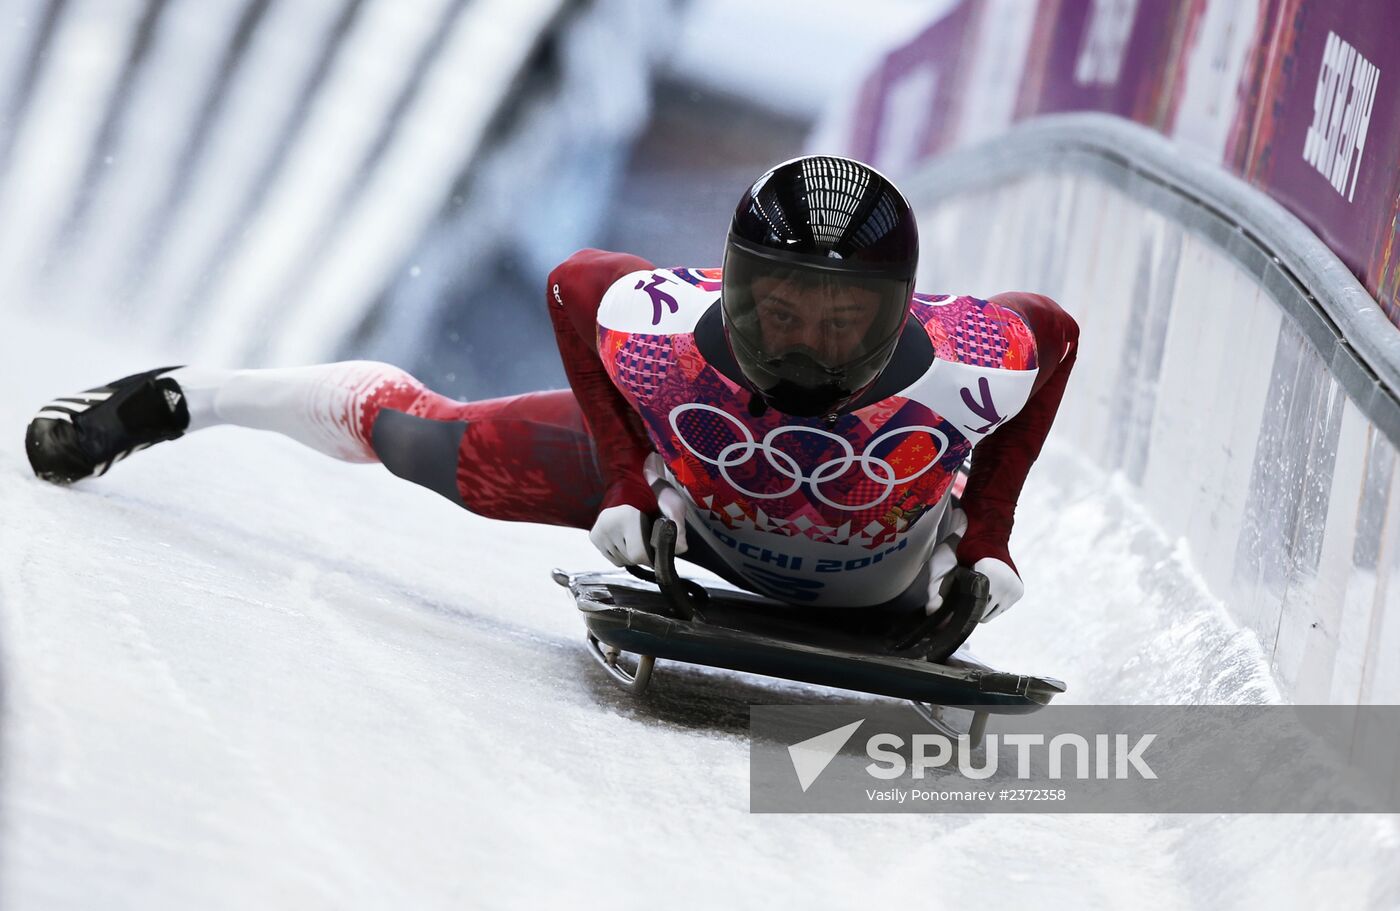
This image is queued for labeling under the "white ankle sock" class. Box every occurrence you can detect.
[164,362,419,462]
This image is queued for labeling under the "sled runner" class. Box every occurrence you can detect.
[554,519,1065,746]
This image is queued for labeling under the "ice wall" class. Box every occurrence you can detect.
[895,114,1400,710]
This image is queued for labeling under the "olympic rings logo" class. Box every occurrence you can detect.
[667,403,948,512]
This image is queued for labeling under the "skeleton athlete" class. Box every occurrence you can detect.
[26,156,1077,623]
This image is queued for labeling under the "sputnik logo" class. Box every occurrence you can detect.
[787,719,864,792]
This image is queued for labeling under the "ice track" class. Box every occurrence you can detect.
[1,316,1396,910]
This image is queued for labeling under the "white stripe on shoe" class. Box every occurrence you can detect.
[34,410,74,423]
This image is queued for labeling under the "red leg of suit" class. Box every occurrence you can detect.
[360,381,607,531]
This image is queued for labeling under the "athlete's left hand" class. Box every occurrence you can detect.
[655,485,690,556]
[973,557,1023,622]
[643,453,690,558]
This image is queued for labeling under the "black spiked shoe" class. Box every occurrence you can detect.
[26,367,191,484]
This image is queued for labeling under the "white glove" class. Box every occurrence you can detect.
[588,499,689,568]
[974,557,1023,622]
[644,454,690,557]
[923,543,960,615]
[656,487,690,550]
[589,505,651,567]
[922,507,969,615]
[924,551,1024,622]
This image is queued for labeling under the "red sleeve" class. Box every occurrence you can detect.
[547,248,658,516]
[955,292,1079,575]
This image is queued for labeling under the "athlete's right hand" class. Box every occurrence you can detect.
[589,503,689,568]
[590,505,652,567]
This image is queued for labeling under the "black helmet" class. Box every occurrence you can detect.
[722,155,918,417]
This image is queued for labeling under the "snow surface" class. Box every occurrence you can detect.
[1,314,1398,909]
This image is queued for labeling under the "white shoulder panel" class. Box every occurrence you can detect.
[899,359,1039,445]
[597,269,713,335]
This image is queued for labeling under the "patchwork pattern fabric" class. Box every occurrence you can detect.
[611,333,675,406]
[911,293,1038,371]
[954,306,1011,367]
[600,277,1038,551]
[670,267,723,291]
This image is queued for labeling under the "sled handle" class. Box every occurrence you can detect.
[649,518,701,621]
[621,518,701,621]
[891,566,987,661]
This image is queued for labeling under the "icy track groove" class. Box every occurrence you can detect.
[1,315,1396,910]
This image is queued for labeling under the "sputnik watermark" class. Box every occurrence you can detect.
[787,719,864,792]
[865,732,1157,780]
[751,705,1400,813]
[789,722,1156,792]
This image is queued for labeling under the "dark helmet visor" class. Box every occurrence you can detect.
[722,242,912,412]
